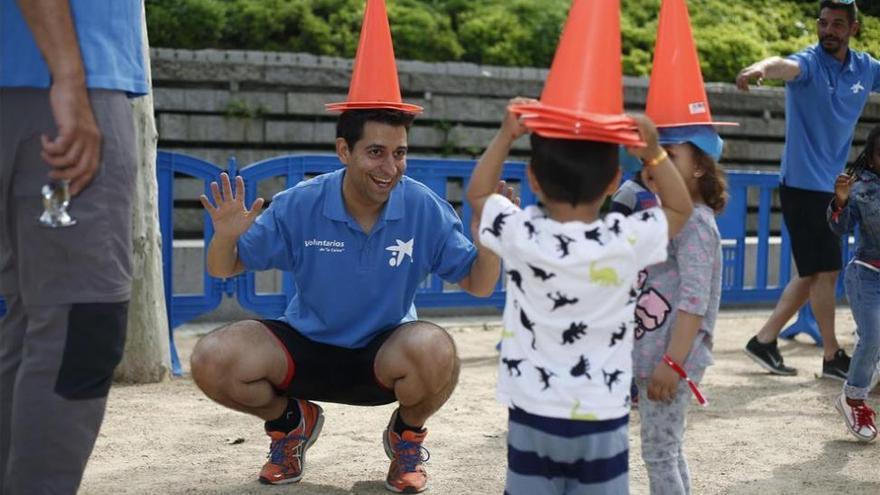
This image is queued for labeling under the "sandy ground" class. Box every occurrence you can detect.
[79,309,880,495]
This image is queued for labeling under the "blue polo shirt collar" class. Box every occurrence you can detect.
[817,44,854,73]
[322,170,406,227]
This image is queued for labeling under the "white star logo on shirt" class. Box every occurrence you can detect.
[851,81,865,94]
[386,238,414,267]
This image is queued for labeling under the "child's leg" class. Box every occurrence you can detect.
[505,407,628,495]
[637,369,705,495]
[843,264,880,400]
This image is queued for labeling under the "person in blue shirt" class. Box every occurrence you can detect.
[189,108,508,492]
[0,1,146,494]
[737,0,880,380]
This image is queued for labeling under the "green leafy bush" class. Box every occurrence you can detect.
[145,0,880,82]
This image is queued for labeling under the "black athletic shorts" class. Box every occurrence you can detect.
[259,319,397,406]
[779,183,842,277]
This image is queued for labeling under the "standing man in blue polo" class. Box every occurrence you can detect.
[0,0,147,494]
[737,0,880,379]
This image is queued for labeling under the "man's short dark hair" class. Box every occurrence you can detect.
[529,134,619,207]
[819,1,858,24]
[336,109,415,148]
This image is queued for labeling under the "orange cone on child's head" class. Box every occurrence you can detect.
[541,0,624,116]
[646,0,735,127]
[509,0,641,145]
[326,0,422,114]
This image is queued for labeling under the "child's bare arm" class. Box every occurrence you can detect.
[648,311,703,402]
[466,97,534,221]
[626,115,694,238]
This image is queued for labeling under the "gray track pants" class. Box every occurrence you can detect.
[0,89,135,495]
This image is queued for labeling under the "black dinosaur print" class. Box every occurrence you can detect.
[584,227,604,245]
[609,324,626,347]
[524,221,538,240]
[603,369,624,393]
[640,211,657,222]
[627,287,639,305]
[535,366,556,391]
[570,355,592,380]
[482,211,513,237]
[561,322,588,345]
[501,358,523,377]
[610,219,622,236]
[547,291,579,310]
[553,233,576,258]
[527,263,556,281]
[520,308,537,350]
[507,269,524,292]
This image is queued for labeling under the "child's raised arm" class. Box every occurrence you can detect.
[626,115,694,238]
[466,97,535,221]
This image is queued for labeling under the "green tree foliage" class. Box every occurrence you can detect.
[146,0,880,82]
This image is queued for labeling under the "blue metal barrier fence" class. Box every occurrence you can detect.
[0,151,852,373]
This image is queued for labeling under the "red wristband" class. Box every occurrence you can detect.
[662,354,708,407]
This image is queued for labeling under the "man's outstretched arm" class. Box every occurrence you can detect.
[736,56,801,91]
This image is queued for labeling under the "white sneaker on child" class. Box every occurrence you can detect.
[835,393,878,443]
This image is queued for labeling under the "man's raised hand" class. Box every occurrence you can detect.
[200,173,265,240]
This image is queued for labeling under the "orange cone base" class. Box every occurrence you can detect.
[510,102,644,146]
[325,101,424,114]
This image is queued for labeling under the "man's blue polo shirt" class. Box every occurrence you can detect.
[237,168,478,348]
[0,0,147,95]
[782,44,880,193]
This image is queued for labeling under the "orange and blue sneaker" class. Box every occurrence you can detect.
[383,409,430,493]
[259,400,324,485]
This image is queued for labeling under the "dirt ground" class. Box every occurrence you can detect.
[80,309,880,495]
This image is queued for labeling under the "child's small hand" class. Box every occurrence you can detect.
[625,114,663,161]
[503,97,537,142]
[647,362,680,403]
[834,173,855,208]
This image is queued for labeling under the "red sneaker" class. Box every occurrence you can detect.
[835,394,877,443]
[259,400,324,484]
[383,410,429,493]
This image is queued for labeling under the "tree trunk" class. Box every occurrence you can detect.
[114,3,171,383]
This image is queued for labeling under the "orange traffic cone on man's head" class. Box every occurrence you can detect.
[645,0,735,128]
[509,0,641,145]
[326,0,422,114]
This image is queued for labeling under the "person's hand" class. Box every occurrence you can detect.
[647,361,680,403]
[42,78,102,196]
[502,97,537,142]
[736,63,765,91]
[834,173,855,208]
[626,114,663,162]
[470,180,519,243]
[200,173,265,241]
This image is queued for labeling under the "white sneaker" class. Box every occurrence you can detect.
[835,393,878,443]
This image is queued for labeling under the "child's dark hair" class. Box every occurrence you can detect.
[529,134,619,206]
[692,145,729,214]
[336,109,415,148]
[848,124,880,176]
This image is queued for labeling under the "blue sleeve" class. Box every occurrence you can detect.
[431,205,478,283]
[827,196,859,237]
[236,194,296,272]
[787,49,814,86]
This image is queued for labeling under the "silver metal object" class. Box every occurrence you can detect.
[39,180,77,228]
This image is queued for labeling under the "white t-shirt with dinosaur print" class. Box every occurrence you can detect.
[479,194,669,421]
